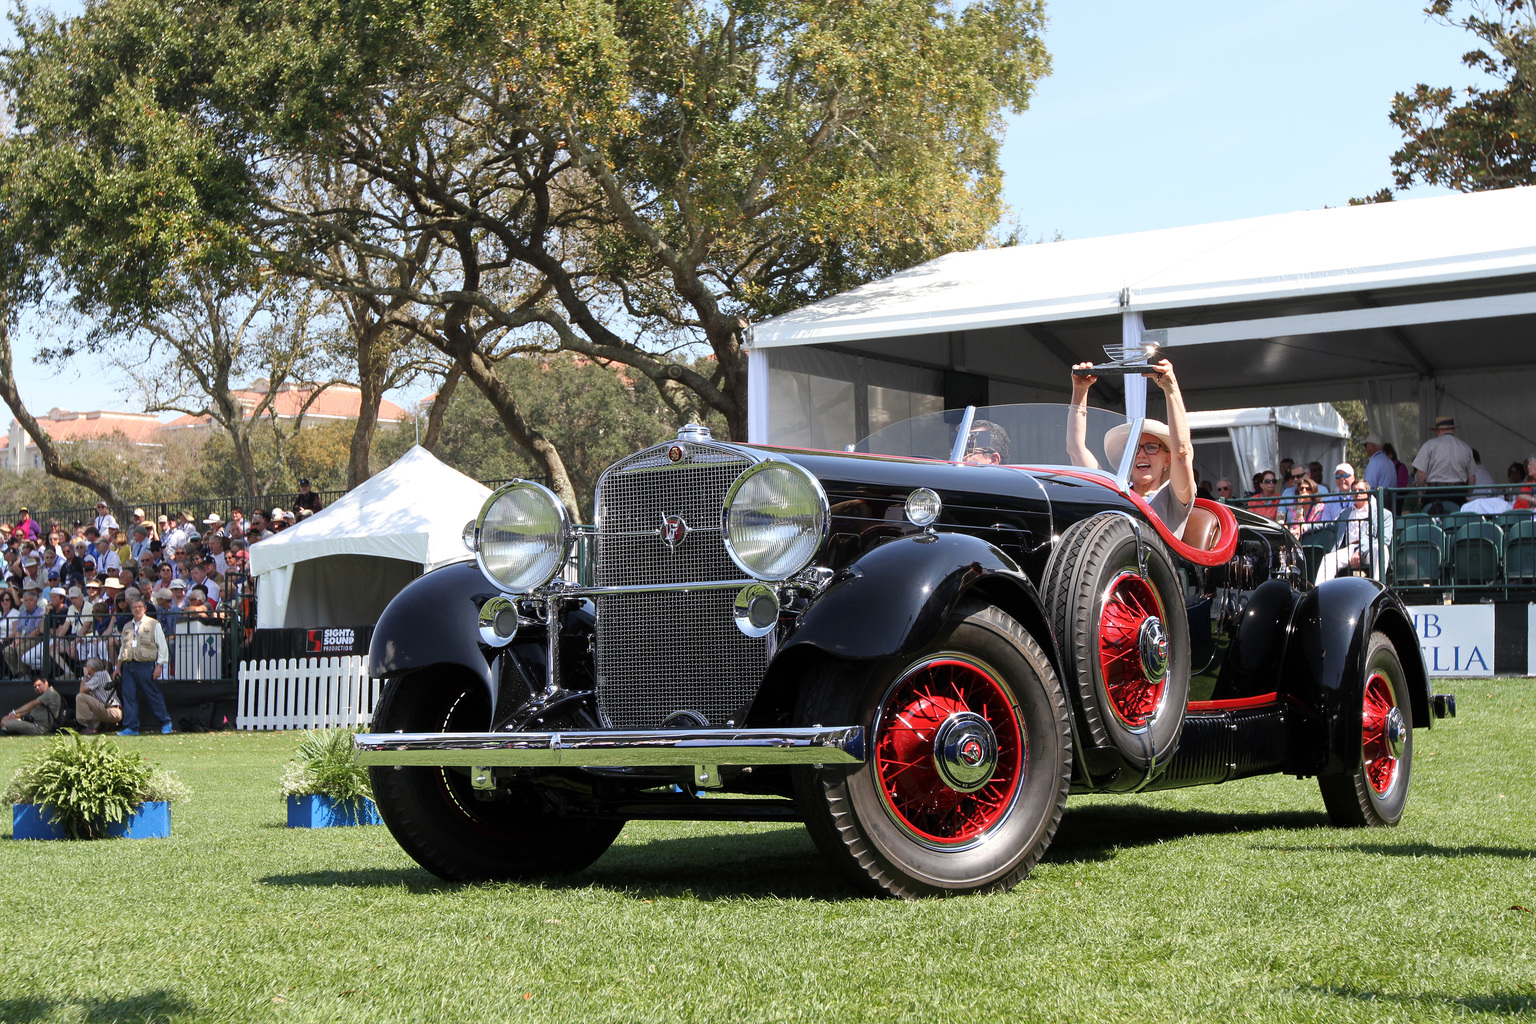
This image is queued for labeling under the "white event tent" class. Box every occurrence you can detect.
[748,187,1536,469]
[249,446,490,630]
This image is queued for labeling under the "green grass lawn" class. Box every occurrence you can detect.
[0,678,1531,1024]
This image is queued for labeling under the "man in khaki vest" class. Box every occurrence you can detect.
[113,598,171,735]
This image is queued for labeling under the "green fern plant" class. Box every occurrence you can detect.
[4,734,191,840]
[280,728,372,809]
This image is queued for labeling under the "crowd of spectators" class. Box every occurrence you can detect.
[0,482,323,690]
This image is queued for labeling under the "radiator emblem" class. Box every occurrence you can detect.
[661,514,690,548]
[667,444,685,463]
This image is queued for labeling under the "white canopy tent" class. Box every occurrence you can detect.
[748,187,1536,469]
[249,446,491,629]
[1186,404,1350,491]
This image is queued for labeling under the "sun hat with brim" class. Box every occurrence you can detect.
[1103,419,1174,471]
[103,578,125,591]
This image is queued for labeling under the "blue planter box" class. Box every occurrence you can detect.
[286,794,381,828]
[12,801,171,840]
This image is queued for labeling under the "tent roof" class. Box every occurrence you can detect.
[1185,403,1349,438]
[752,187,1536,348]
[249,446,490,577]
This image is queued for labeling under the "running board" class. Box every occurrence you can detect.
[354,726,866,768]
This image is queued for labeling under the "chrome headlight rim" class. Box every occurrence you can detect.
[721,458,831,582]
[473,480,572,595]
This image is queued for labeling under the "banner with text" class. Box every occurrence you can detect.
[1406,605,1494,677]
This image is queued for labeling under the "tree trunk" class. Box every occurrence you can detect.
[422,363,462,453]
[348,326,385,488]
[0,315,131,509]
[440,326,581,518]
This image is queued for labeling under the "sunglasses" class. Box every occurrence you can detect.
[1335,472,1350,479]
[1261,477,1276,484]
[1217,485,1232,492]
[1290,472,1307,479]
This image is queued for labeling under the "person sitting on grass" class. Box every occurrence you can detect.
[75,658,121,734]
[2,677,61,735]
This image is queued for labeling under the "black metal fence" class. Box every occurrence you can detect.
[0,604,249,687]
[1229,483,1536,602]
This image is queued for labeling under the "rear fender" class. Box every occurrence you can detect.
[1281,576,1432,776]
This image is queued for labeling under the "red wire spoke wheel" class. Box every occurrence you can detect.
[1042,514,1189,781]
[1096,571,1170,728]
[793,603,1071,897]
[1319,631,1413,828]
[873,657,1025,848]
[1361,672,1405,796]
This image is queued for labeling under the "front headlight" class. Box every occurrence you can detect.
[475,481,571,593]
[722,460,829,581]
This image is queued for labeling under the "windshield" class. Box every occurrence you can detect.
[853,403,1132,472]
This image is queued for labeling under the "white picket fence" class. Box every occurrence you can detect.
[236,657,383,730]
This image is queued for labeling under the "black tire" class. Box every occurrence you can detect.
[792,603,1071,898]
[1042,513,1189,773]
[368,672,623,881]
[1319,632,1413,827]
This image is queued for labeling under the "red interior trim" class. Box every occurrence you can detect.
[1187,692,1280,712]
[1017,466,1240,567]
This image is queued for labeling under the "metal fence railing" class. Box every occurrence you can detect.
[1228,483,1536,602]
[0,604,249,687]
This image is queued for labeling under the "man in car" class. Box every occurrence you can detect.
[961,421,1011,465]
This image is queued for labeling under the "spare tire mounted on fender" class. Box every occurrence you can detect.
[1044,513,1190,779]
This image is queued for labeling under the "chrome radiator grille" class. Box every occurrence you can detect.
[592,442,768,728]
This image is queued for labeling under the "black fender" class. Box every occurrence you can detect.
[777,531,1057,670]
[1281,576,1433,777]
[368,560,500,695]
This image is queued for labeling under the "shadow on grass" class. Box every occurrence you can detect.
[1046,805,1332,864]
[1257,841,1535,859]
[259,868,468,894]
[260,826,863,901]
[1,988,197,1023]
[1304,985,1535,1015]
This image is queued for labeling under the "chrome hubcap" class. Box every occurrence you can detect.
[931,711,999,793]
[1138,617,1170,683]
[1385,706,1407,759]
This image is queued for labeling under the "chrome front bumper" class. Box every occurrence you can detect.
[354,726,866,768]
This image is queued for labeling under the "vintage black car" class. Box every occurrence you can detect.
[356,403,1455,897]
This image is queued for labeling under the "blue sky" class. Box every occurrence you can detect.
[5,0,1499,416]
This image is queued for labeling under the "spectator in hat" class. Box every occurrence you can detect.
[74,658,121,734]
[268,508,288,534]
[93,501,119,537]
[162,510,194,554]
[202,512,226,539]
[151,587,179,633]
[1413,415,1476,512]
[167,577,189,611]
[1320,463,1356,522]
[294,478,323,516]
[1316,481,1395,584]
[12,506,40,542]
